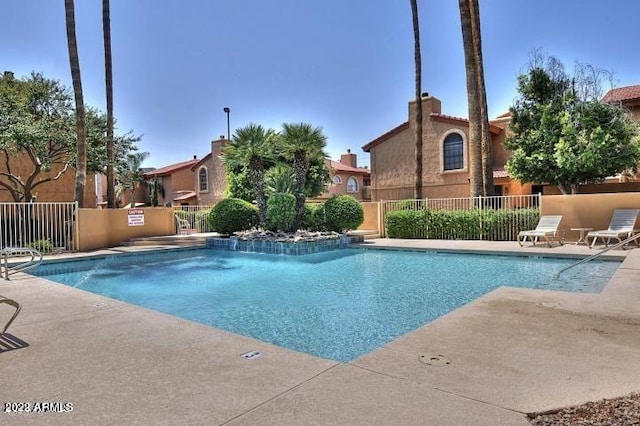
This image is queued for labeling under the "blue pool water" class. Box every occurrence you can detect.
[33,248,619,362]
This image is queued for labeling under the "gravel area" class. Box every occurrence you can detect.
[529,393,640,425]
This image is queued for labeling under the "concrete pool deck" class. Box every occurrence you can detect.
[0,239,639,425]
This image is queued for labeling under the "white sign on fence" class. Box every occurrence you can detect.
[127,209,144,226]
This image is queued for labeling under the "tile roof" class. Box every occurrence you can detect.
[173,191,197,201]
[493,166,509,178]
[143,159,199,177]
[430,113,504,135]
[361,122,410,152]
[602,85,640,103]
[327,159,369,174]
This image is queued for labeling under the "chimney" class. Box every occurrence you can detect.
[3,71,14,79]
[193,155,197,160]
[340,149,358,168]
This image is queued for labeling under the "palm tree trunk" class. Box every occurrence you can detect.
[65,0,87,208]
[410,0,423,200]
[459,0,482,197]
[469,0,493,196]
[103,0,116,208]
[291,155,308,232]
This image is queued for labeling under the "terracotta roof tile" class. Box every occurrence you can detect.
[430,113,504,135]
[327,159,369,174]
[602,85,640,103]
[493,166,509,178]
[144,159,199,177]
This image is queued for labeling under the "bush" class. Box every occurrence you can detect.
[26,239,54,254]
[266,193,296,232]
[385,208,540,240]
[324,195,364,232]
[302,203,326,231]
[208,198,259,234]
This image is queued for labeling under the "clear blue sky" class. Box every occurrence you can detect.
[2,0,639,168]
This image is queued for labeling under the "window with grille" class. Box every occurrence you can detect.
[199,167,208,192]
[443,133,464,171]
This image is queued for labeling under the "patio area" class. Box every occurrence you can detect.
[1,239,639,425]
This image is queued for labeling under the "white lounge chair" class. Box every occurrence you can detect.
[587,209,639,248]
[518,215,563,247]
[175,216,196,235]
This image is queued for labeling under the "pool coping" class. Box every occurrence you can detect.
[1,239,639,425]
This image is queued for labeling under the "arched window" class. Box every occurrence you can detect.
[198,167,208,192]
[443,132,464,171]
[346,176,358,193]
[332,175,342,184]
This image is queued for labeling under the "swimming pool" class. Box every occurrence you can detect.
[33,248,619,362]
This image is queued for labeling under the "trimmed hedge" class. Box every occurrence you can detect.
[302,203,327,231]
[208,198,259,234]
[266,193,296,232]
[386,208,540,241]
[324,195,364,232]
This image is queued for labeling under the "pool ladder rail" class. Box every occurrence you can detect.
[0,247,43,281]
[556,232,640,277]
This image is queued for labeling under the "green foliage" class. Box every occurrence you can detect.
[266,192,296,232]
[302,203,327,231]
[265,164,296,196]
[324,195,364,232]
[208,198,259,234]
[386,208,540,241]
[26,239,54,254]
[505,57,640,194]
[0,72,140,201]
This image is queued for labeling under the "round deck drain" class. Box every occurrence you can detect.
[419,354,451,367]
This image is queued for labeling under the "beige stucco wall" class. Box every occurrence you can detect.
[541,192,640,242]
[317,172,366,201]
[358,202,380,232]
[76,207,175,251]
[196,140,227,205]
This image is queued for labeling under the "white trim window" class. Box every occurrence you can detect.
[441,130,467,172]
[198,166,209,192]
[332,175,342,184]
[346,176,358,193]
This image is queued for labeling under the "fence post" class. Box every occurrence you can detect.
[73,201,79,252]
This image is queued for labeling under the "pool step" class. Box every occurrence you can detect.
[125,234,208,247]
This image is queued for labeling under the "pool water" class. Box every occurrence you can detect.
[33,248,619,362]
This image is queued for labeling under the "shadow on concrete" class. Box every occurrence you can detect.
[0,333,29,353]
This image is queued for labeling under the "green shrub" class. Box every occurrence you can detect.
[266,193,296,232]
[208,198,259,234]
[26,239,54,254]
[386,208,540,240]
[302,203,326,231]
[324,195,364,232]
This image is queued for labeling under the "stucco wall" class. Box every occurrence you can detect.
[76,207,175,251]
[358,202,380,232]
[196,140,227,205]
[541,192,640,242]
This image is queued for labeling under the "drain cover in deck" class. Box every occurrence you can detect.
[419,354,451,367]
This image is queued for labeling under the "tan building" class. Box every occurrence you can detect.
[191,137,228,205]
[314,150,370,202]
[143,157,200,206]
[603,84,640,121]
[362,94,532,201]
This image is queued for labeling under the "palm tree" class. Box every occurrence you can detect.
[279,123,328,232]
[103,0,116,208]
[64,0,87,207]
[116,152,149,208]
[222,124,277,226]
[459,0,492,197]
[409,0,423,200]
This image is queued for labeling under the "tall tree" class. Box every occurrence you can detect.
[279,123,328,232]
[222,124,277,226]
[409,0,423,199]
[0,73,139,202]
[64,0,88,207]
[103,0,116,208]
[460,0,493,196]
[505,62,640,194]
[468,0,493,196]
